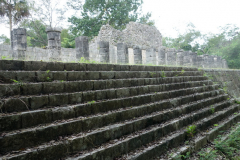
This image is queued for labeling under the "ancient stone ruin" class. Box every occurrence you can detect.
[0,22,228,68]
[0,22,240,160]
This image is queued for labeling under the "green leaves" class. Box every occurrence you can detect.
[186,125,196,137]
[68,0,154,38]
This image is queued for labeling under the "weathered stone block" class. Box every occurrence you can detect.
[30,95,49,109]
[100,71,115,79]
[133,46,142,64]
[22,83,42,95]
[117,43,129,64]
[75,36,89,60]
[48,93,69,106]
[0,84,20,97]
[68,92,83,104]
[3,97,30,112]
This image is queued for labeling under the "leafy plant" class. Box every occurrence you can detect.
[150,72,156,78]
[161,70,166,78]
[46,77,51,82]
[235,100,240,104]
[215,138,236,158]
[210,106,215,114]
[79,57,96,63]
[198,148,218,160]
[68,0,154,38]
[180,69,185,74]
[178,151,191,160]
[1,56,7,59]
[186,125,196,137]
[214,124,219,127]
[88,100,96,104]
[11,79,25,86]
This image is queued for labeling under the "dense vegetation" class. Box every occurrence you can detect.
[162,24,240,69]
[68,0,154,38]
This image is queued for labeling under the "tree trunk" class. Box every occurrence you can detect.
[9,11,13,48]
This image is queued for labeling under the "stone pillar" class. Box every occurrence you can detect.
[158,46,166,65]
[109,45,117,64]
[190,52,198,67]
[176,49,184,66]
[208,55,215,68]
[197,55,204,68]
[12,28,27,60]
[46,27,62,61]
[183,51,191,66]
[99,41,109,63]
[133,46,142,64]
[203,54,209,68]
[222,59,228,68]
[117,43,128,64]
[146,48,157,65]
[217,56,223,68]
[75,36,89,61]
[166,48,176,66]
[213,55,218,68]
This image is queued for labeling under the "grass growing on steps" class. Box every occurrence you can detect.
[188,122,240,160]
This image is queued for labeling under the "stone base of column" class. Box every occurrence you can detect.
[133,46,142,64]
[99,41,109,63]
[48,49,62,61]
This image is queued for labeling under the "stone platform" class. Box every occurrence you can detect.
[0,60,239,160]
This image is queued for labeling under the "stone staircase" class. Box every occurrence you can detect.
[0,60,239,160]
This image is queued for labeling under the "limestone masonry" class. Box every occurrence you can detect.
[0,22,228,68]
[0,60,239,159]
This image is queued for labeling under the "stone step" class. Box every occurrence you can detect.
[0,82,219,132]
[0,60,198,72]
[166,112,240,160]
[0,76,209,98]
[0,92,227,153]
[66,103,239,160]
[0,81,216,114]
[105,104,239,160]
[0,70,203,83]
[0,94,232,159]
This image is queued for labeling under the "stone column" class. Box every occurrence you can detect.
[117,43,128,64]
[133,46,142,64]
[183,51,191,66]
[176,49,184,66]
[75,36,89,61]
[99,41,109,63]
[190,52,198,67]
[222,59,228,68]
[213,55,218,68]
[166,48,176,66]
[197,55,204,68]
[208,55,215,68]
[109,45,117,64]
[12,28,27,60]
[158,46,166,65]
[146,48,156,65]
[203,54,209,68]
[46,27,61,61]
[217,56,223,68]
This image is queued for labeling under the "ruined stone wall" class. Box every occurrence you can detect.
[204,69,240,100]
[0,24,228,68]
[89,22,162,63]
[0,44,77,62]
